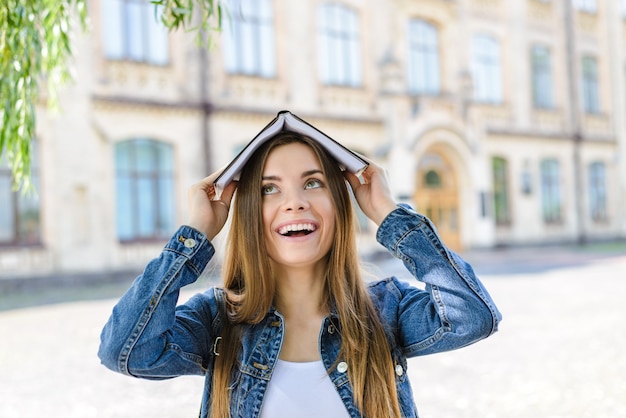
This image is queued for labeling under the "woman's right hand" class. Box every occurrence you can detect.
[186,170,237,241]
[345,159,397,227]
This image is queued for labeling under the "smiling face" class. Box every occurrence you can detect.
[261,142,336,271]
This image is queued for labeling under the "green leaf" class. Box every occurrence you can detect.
[0,0,88,192]
[1,0,228,192]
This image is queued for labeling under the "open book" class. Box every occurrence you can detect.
[213,110,369,199]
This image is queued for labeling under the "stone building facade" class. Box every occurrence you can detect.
[1,0,625,279]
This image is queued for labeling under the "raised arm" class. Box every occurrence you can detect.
[98,226,218,377]
[372,204,502,357]
[346,158,501,356]
[98,172,237,378]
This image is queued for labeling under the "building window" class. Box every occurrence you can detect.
[0,145,41,246]
[424,170,441,188]
[581,56,600,114]
[588,162,607,222]
[531,45,554,109]
[318,3,362,87]
[574,0,597,13]
[115,139,175,242]
[223,0,276,77]
[407,19,440,95]
[101,0,169,65]
[622,0,626,17]
[492,157,510,225]
[540,158,562,223]
[470,34,502,104]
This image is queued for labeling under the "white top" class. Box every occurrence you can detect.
[259,359,350,418]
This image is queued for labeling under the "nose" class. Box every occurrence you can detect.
[282,188,309,212]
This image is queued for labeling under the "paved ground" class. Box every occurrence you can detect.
[1,245,625,417]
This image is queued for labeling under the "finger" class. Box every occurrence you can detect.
[187,177,216,204]
[344,170,362,192]
[363,162,389,186]
[187,180,211,202]
[220,180,238,206]
[213,199,230,213]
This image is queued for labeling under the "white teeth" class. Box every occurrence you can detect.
[278,223,316,235]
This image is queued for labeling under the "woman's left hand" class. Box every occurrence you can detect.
[345,159,397,226]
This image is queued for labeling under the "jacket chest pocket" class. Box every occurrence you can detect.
[230,365,271,417]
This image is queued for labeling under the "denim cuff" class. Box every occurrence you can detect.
[375,203,430,251]
[164,225,215,275]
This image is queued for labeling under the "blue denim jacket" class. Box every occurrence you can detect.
[99,204,501,417]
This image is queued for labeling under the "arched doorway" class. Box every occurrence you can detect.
[413,150,462,252]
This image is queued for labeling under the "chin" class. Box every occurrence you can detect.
[269,252,329,270]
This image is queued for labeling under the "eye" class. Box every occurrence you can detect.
[261,183,279,195]
[304,178,323,189]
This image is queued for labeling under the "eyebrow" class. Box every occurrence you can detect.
[262,169,324,181]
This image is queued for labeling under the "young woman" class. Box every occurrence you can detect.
[99,132,502,418]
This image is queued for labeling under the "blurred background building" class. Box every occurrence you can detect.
[1,0,625,279]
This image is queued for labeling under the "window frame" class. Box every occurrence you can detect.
[492,157,511,225]
[540,158,562,224]
[101,0,170,65]
[407,18,441,95]
[470,34,503,104]
[0,145,42,247]
[114,139,175,243]
[223,0,276,78]
[574,0,597,13]
[588,161,608,223]
[530,44,555,109]
[581,55,600,114]
[317,2,362,87]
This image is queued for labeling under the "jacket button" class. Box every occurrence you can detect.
[337,361,348,373]
[395,364,404,376]
[253,362,269,370]
[328,324,335,334]
[184,238,196,248]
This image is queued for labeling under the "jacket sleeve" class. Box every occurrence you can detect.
[98,225,222,379]
[373,204,502,357]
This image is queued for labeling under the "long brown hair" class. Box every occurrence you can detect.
[211,133,402,417]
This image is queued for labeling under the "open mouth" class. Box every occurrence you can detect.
[277,223,317,237]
